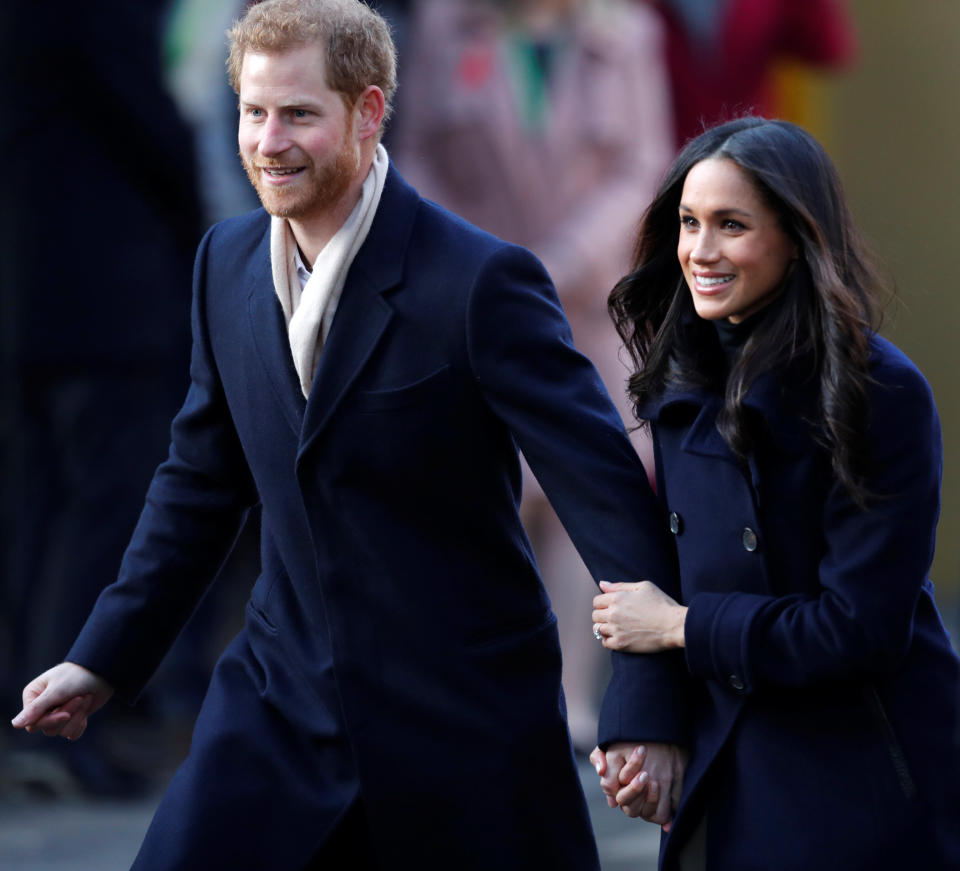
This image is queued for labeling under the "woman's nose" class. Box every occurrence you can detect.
[691,232,719,263]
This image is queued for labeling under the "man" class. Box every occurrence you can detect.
[12,1,686,867]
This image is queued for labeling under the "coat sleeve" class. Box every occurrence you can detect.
[465,242,691,745]
[684,347,942,693]
[66,224,258,700]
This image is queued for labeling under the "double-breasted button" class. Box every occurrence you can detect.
[669,511,683,535]
[741,527,758,552]
[728,674,746,692]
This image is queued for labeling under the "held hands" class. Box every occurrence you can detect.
[11,662,114,741]
[589,741,688,830]
[590,583,689,826]
[592,581,687,653]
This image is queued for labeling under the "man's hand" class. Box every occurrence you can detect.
[11,662,114,741]
[590,741,634,809]
[590,741,688,830]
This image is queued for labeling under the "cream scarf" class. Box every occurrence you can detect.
[270,144,389,398]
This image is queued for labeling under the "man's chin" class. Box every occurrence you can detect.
[258,193,312,220]
[252,173,354,221]
[261,202,301,219]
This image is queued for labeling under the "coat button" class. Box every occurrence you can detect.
[741,527,758,552]
[728,674,746,692]
[669,511,683,535]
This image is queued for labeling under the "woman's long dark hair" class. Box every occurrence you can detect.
[609,117,889,507]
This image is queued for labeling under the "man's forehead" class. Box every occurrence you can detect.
[238,45,331,99]
[240,44,326,78]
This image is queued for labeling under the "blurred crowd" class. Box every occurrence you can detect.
[0,0,855,799]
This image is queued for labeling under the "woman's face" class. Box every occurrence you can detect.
[677,157,797,324]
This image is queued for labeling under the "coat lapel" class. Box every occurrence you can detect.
[640,388,735,462]
[296,163,418,463]
[246,223,306,436]
[741,368,816,456]
[641,366,815,463]
[679,400,735,460]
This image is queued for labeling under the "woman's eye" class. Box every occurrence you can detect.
[722,219,745,231]
[679,215,698,229]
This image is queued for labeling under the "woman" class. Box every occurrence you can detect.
[591,117,960,869]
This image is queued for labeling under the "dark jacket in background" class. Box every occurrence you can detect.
[0,1,206,784]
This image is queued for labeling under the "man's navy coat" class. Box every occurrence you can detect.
[68,166,680,869]
[641,336,960,870]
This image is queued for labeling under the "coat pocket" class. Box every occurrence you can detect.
[353,364,454,411]
[246,597,279,635]
[862,684,918,802]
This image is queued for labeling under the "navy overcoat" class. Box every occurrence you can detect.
[68,165,681,869]
[640,335,960,870]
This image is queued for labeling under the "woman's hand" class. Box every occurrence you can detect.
[590,741,688,829]
[592,581,687,653]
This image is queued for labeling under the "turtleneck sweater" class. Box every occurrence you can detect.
[711,305,770,370]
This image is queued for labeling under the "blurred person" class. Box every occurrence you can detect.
[12,1,683,867]
[368,0,416,149]
[165,0,262,224]
[591,117,960,868]
[0,0,204,796]
[394,0,675,750]
[650,0,856,145]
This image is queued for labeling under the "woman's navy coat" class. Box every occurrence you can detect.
[640,335,960,870]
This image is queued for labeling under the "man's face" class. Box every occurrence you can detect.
[238,44,360,221]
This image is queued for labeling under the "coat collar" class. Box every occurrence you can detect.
[297,162,419,461]
[638,364,816,460]
[245,162,420,455]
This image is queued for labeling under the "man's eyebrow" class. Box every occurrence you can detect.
[239,96,325,108]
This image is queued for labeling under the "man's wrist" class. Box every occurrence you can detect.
[671,606,688,649]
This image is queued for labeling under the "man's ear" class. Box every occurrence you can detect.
[354,85,385,142]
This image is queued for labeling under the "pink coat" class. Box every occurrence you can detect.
[394,0,674,438]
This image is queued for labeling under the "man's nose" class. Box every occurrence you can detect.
[259,117,291,157]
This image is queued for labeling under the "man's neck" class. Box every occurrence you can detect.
[289,193,358,270]
[290,148,377,269]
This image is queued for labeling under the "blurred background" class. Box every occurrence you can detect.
[1,1,957,868]
[819,3,960,613]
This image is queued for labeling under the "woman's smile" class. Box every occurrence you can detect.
[678,157,797,323]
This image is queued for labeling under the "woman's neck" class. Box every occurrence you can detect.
[712,308,769,368]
